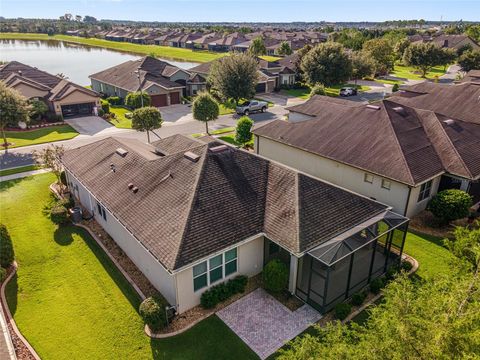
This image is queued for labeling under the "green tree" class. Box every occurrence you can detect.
[403,42,453,77]
[351,51,376,84]
[125,91,151,109]
[278,225,480,360]
[278,41,293,56]
[465,24,480,43]
[248,36,266,56]
[234,116,254,148]
[208,53,259,104]
[309,84,326,98]
[0,224,15,268]
[0,82,30,150]
[458,50,480,73]
[33,144,65,185]
[301,42,353,86]
[427,189,472,225]
[192,91,219,135]
[29,99,49,122]
[363,38,395,75]
[294,44,312,80]
[131,106,162,143]
[263,259,289,292]
[393,37,411,61]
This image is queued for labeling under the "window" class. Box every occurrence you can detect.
[418,180,432,202]
[364,173,373,184]
[193,262,208,291]
[192,247,238,292]
[225,248,237,276]
[96,201,107,221]
[209,255,223,284]
[381,179,391,190]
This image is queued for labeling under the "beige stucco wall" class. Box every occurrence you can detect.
[280,74,295,85]
[53,90,100,115]
[266,79,276,93]
[255,136,411,215]
[65,170,178,306]
[11,83,49,99]
[169,70,190,82]
[144,84,170,96]
[175,235,264,313]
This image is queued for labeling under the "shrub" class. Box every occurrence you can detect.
[0,224,15,268]
[50,205,69,225]
[351,291,367,306]
[58,196,74,209]
[45,113,64,123]
[370,277,385,295]
[60,171,67,186]
[125,112,133,119]
[125,92,151,109]
[106,96,121,105]
[334,303,352,320]
[139,296,166,331]
[200,276,248,309]
[0,267,6,283]
[392,83,399,92]
[428,189,472,224]
[386,265,400,281]
[97,108,105,117]
[309,83,326,98]
[401,260,413,272]
[263,259,289,292]
[235,116,254,147]
[100,99,110,114]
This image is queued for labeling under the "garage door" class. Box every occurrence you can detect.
[170,92,181,105]
[151,94,168,107]
[255,82,266,93]
[61,102,94,117]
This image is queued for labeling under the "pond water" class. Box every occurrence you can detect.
[0,39,200,86]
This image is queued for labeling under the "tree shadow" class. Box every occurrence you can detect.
[53,226,75,246]
[0,176,34,192]
[4,272,18,317]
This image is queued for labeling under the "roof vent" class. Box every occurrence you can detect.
[132,186,139,193]
[443,119,455,126]
[392,106,407,116]
[209,145,229,153]
[154,148,166,156]
[366,104,381,110]
[110,163,116,172]
[127,183,134,189]
[184,151,200,162]
[116,148,128,157]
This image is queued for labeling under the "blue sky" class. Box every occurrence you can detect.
[1,0,478,22]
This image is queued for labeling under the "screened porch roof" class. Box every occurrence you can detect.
[308,210,409,266]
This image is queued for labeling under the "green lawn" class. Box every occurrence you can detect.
[2,125,78,149]
[218,134,254,148]
[284,84,371,99]
[374,78,404,85]
[0,33,226,63]
[389,64,448,81]
[0,174,257,360]
[0,165,41,177]
[191,127,235,138]
[109,106,132,129]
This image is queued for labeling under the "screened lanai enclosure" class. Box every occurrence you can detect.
[295,210,409,313]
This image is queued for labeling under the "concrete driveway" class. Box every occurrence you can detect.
[160,104,193,124]
[65,116,126,136]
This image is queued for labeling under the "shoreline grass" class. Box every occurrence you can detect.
[2,125,78,149]
[0,32,225,63]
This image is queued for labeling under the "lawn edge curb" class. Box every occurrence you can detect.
[145,312,215,339]
[0,262,42,360]
[342,253,419,324]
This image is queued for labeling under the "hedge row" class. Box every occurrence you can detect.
[200,275,248,309]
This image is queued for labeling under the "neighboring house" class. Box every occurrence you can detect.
[62,134,408,314]
[89,56,191,105]
[0,61,100,118]
[253,91,480,218]
[256,57,297,87]
[430,34,480,51]
[461,69,480,83]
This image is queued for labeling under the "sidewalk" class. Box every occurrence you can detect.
[0,169,50,182]
[0,300,16,360]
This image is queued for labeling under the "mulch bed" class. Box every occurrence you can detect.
[409,210,473,239]
[265,289,304,311]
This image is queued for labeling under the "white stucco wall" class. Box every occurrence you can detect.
[255,136,411,215]
[66,170,177,307]
[175,235,264,313]
[405,176,441,217]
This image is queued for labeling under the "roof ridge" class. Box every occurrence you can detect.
[382,100,416,185]
[172,146,210,269]
[414,108,473,179]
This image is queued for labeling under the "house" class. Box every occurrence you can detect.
[461,69,480,83]
[0,61,100,118]
[89,56,191,105]
[430,34,480,51]
[62,134,408,314]
[253,91,480,218]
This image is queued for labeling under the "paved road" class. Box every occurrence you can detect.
[0,105,287,170]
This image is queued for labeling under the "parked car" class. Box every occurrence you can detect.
[236,100,268,115]
[339,87,358,97]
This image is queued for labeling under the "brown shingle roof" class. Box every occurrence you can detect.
[0,61,62,88]
[255,95,479,185]
[62,135,387,271]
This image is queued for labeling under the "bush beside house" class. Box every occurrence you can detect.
[334,303,352,320]
[427,189,472,225]
[0,224,14,268]
[139,296,167,331]
[263,259,289,292]
[200,275,248,309]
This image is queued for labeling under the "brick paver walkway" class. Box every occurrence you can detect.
[217,288,321,359]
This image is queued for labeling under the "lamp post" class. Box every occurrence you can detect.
[134,69,144,108]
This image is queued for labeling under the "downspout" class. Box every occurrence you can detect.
[403,186,412,217]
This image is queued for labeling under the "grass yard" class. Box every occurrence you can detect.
[0,33,225,63]
[218,133,254,148]
[2,125,78,149]
[0,164,41,177]
[389,64,447,81]
[284,84,371,99]
[0,174,257,360]
[109,106,132,129]
[259,55,282,62]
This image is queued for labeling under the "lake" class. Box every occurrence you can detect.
[0,39,200,86]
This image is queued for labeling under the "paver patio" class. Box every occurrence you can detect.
[217,288,321,359]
